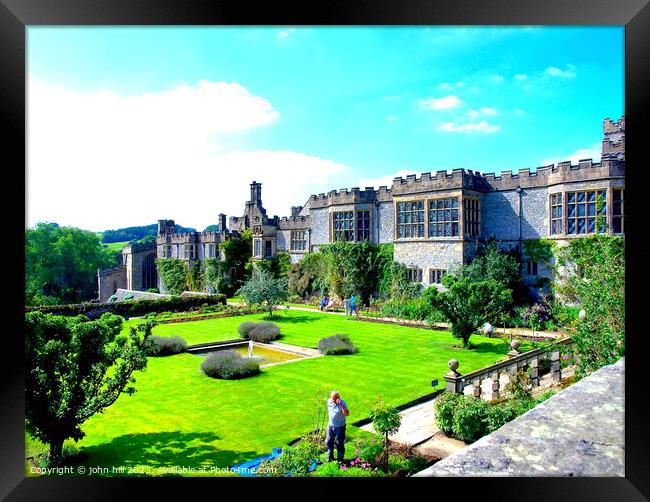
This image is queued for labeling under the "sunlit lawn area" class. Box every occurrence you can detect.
[27,309,517,475]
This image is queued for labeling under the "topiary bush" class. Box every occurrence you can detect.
[200,350,260,379]
[317,334,358,355]
[145,335,187,356]
[237,321,281,343]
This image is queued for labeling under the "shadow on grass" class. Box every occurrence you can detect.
[261,314,322,325]
[76,431,259,476]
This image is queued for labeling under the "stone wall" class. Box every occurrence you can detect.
[416,358,625,477]
[376,200,394,243]
[393,240,464,285]
[97,266,126,302]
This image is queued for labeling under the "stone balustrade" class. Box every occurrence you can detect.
[443,337,573,401]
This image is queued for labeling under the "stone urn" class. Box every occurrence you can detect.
[508,339,521,358]
[447,359,460,376]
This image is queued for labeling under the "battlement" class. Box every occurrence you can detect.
[602,115,625,160]
[308,185,392,208]
[391,169,490,194]
[480,156,624,190]
[278,214,311,230]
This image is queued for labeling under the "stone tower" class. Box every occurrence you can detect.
[602,116,625,160]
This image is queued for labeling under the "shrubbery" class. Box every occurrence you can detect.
[25,294,227,318]
[434,391,543,443]
[237,321,281,343]
[200,350,260,380]
[317,334,358,355]
[145,335,187,356]
[258,433,322,477]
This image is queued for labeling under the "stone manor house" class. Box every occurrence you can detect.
[98,116,625,301]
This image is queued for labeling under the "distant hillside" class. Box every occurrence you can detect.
[101,224,196,243]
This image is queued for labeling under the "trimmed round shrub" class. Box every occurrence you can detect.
[124,294,135,301]
[200,350,260,379]
[238,321,281,343]
[146,335,187,356]
[317,334,358,355]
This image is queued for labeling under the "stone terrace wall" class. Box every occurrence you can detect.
[415,358,625,477]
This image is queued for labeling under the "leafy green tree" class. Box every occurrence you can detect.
[255,251,292,279]
[458,239,524,304]
[433,276,512,348]
[25,223,115,305]
[237,270,289,317]
[320,242,393,305]
[369,397,402,467]
[24,312,152,465]
[556,234,624,376]
[156,258,188,294]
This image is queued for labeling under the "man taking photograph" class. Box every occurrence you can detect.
[326,390,350,463]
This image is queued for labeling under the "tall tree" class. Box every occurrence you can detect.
[237,270,288,317]
[26,223,115,305]
[25,312,152,464]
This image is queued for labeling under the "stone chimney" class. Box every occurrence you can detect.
[218,213,227,232]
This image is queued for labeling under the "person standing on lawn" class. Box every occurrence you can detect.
[326,390,350,462]
[349,295,359,317]
[343,296,350,316]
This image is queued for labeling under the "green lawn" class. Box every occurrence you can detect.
[28,309,514,475]
[102,241,129,252]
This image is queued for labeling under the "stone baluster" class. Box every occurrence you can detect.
[472,379,482,398]
[490,371,500,400]
[550,349,561,382]
[530,355,540,387]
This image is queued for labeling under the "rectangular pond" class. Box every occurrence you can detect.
[189,340,308,366]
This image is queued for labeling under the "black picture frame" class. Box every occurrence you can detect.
[2,0,649,499]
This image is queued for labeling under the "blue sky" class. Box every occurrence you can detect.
[27,26,624,232]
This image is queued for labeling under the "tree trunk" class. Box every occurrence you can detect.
[49,439,64,466]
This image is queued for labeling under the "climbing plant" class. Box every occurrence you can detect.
[156,258,187,295]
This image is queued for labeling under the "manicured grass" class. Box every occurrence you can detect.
[30,309,514,475]
[102,241,129,252]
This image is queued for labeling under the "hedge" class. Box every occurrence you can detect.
[25,294,227,318]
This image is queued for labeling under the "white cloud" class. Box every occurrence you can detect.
[480,107,497,115]
[418,95,463,110]
[439,82,464,91]
[541,144,601,167]
[28,80,347,231]
[514,108,527,116]
[438,121,501,134]
[490,74,504,83]
[387,115,398,122]
[382,95,401,101]
[466,107,498,119]
[358,169,419,189]
[545,64,577,78]
[277,31,289,39]
[514,73,528,80]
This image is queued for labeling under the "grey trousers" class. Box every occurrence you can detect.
[326,424,346,461]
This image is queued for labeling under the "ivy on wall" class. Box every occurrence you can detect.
[156,258,188,295]
[522,239,556,264]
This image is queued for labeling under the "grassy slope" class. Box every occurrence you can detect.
[29,309,512,474]
[102,241,129,252]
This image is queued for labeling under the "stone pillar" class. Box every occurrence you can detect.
[444,359,463,394]
[550,349,561,382]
